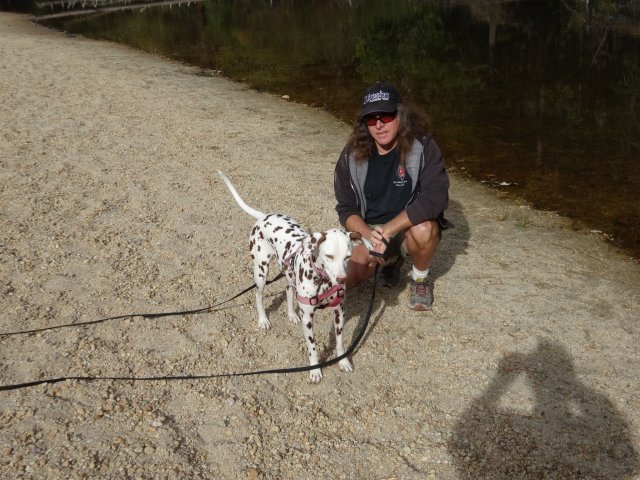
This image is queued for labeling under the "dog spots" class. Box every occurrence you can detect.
[334,311,340,324]
[298,266,304,283]
[308,336,315,344]
[285,241,291,252]
[273,226,283,232]
[306,322,312,329]
[336,328,342,335]
[259,231,264,239]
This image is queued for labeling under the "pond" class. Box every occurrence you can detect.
[11,0,640,259]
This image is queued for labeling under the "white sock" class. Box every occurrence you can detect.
[411,265,429,281]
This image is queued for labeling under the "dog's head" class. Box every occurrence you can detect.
[308,229,362,285]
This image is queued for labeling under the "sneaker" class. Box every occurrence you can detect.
[379,256,404,288]
[409,277,433,311]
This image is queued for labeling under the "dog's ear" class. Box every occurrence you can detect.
[309,232,327,257]
[348,231,363,245]
[310,232,327,245]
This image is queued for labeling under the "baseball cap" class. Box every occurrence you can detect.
[358,81,402,119]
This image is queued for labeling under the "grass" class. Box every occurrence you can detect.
[514,211,532,229]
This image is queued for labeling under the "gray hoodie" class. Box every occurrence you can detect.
[334,135,450,227]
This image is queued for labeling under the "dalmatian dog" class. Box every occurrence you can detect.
[218,171,361,383]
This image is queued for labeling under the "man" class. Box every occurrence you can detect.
[334,81,451,310]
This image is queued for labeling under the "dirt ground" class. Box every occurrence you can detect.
[1,13,639,479]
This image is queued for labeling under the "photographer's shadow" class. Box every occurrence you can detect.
[448,338,639,479]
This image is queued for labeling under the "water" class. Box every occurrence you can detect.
[14,0,640,258]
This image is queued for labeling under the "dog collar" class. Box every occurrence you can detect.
[296,284,345,308]
[288,243,345,308]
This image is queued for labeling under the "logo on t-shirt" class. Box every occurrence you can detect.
[393,164,409,187]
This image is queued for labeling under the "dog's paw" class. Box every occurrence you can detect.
[288,311,301,325]
[308,369,323,383]
[258,316,271,330]
[338,358,353,373]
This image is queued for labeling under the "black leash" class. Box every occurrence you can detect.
[0,274,285,338]
[0,267,378,391]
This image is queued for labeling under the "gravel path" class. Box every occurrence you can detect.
[1,13,639,479]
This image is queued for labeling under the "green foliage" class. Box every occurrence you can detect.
[0,0,37,12]
[514,211,532,229]
[561,0,639,24]
[199,0,357,86]
[540,83,584,126]
[352,2,485,113]
[614,60,640,99]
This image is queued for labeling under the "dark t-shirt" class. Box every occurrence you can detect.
[363,148,413,224]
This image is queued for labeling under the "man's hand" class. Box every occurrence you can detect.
[344,215,391,265]
[368,226,390,265]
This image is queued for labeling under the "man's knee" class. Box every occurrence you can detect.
[405,220,440,247]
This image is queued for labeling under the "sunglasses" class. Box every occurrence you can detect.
[365,112,397,126]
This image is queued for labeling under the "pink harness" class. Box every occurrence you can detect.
[283,244,346,309]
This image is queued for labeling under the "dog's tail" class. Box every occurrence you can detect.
[218,171,266,220]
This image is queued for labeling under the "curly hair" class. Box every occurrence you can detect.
[345,103,432,164]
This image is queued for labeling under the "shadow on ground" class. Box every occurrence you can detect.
[448,338,640,479]
[431,198,470,281]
